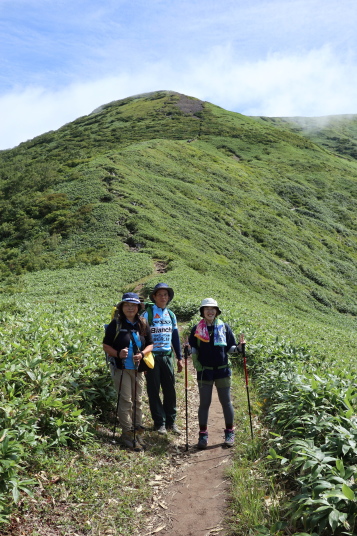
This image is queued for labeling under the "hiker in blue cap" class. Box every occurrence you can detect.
[103,292,153,448]
[142,283,183,435]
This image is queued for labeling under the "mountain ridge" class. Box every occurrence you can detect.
[1,90,357,323]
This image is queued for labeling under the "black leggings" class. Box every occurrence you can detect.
[198,383,234,428]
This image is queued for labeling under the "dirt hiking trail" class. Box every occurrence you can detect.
[139,360,236,536]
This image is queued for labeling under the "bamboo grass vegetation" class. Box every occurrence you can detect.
[2,90,357,534]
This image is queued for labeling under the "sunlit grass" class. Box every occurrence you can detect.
[2,92,357,533]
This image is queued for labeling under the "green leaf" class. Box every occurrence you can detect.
[328,509,340,532]
[325,491,350,500]
[343,396,353,411]
[294,534,319,536]
[335,458,344,473]
[315,505,333,512]
[10,481,19,504]
[342,484,355,501]
[26,370,36,381]
[267,447,283,459]
[313,481,334,495]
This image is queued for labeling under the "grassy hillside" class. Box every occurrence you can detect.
[254,113,357,161]
[3,91,357,533]
[2,90,357,323]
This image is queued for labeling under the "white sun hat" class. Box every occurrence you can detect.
[199,298,221,316]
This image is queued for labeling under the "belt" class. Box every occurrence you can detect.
[201,364,229,371]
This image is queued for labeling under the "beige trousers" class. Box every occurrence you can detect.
[112,368,144,433]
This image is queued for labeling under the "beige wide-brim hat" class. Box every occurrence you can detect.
[199,297,221,317]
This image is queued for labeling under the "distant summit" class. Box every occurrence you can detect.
[90,90,204,116]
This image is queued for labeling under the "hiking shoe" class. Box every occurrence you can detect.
[155,424,167,435]
[120,431,134,448]
[167,424,181,435]
[197,431,208,450]
[224,429,235,447]
[135,427,146,448]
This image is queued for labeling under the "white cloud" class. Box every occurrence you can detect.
[1,45,357,150]
[176,45,357,117]
[0,68,172,149]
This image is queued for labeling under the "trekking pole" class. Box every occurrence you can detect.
[184,344,190,451]
[130,331,141,451]
[112,370,124,442]
[133,362,138,450]
[241,334,253,439]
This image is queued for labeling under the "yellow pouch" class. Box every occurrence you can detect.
[143,351,155,369]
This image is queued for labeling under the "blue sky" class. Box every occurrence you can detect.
[1,0,357,149]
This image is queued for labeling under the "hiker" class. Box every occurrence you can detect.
[142,283,183,435]
[188,298,244,449]
[103,292,153,448]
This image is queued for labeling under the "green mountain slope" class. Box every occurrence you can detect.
[1,90,357,321]
[4,91,357,534]
[254,113,357,161]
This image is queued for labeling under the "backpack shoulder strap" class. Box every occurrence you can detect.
[147,304,154,325]
[167,308,175,328]
[141,302,154,324]
[143,303,175,327]
[113,318,122,342]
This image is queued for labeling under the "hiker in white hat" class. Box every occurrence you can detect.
[188,298,245,449]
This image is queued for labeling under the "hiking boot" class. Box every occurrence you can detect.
[197,431,208,450]
[224,429,235,447]
[135,426,146,448]
[167,423,181,435]
[120,431,134,448]
[155,424,167,435]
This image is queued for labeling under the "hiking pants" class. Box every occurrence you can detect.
[146,352,176,428]
[198,382,234,428]
[113,369,144,433]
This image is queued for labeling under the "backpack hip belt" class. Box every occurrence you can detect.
[201,364,229,371]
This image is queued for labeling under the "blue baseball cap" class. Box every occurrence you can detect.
[120,292,141,305]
